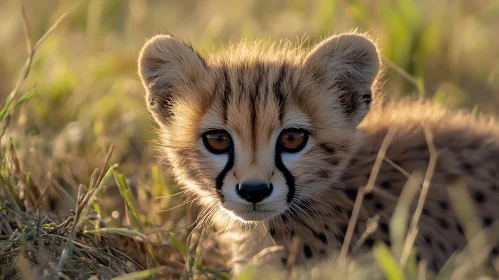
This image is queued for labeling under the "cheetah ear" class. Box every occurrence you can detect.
[303,33,380,126]
[138,34,208,126]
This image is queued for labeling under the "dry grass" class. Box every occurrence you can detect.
[1,0,499,279]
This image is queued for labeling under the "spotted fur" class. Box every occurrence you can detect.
[138,33,499,274]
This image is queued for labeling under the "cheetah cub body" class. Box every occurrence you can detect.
[138,33,499,273]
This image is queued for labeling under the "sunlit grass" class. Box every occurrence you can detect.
[1,0,498,279]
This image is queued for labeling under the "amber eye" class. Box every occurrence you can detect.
[278,129,308,153]
[202,130,232,154]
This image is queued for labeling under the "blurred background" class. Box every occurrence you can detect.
[1,0,498,226]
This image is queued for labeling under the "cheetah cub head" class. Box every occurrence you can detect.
[139,33,380,223]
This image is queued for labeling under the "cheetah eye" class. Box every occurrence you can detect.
[202,130,232,154]
[278,129,308,153]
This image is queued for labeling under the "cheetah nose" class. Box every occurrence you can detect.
[236,182,273,203]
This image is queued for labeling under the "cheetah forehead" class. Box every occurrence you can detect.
[139,33,381,145]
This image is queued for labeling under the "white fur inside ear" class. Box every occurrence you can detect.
[138,35,208,126]
[304,33,380,83]
[303,33,381,126]
[139,35,206,87]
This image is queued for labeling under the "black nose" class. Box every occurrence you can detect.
[236,183,273,203]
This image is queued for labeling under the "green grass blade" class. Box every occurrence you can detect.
[111,267,165,280]
[374,243,405,280]
[0,114,11,142]
[10,88,38,113]
[151,164,168,198]
[88,168,99,190]
[0,95,14,120]
[91,201,101,216]
[390,172,422,260]
[113,169,143,232]
[84,228,148,239]
[77,164,118,228]
[86,169,101,216]
[169,233,187,256]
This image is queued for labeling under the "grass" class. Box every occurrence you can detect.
[0,0,498,279]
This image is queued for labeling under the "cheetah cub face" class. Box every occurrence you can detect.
[139,33,380,222]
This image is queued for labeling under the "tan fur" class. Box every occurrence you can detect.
[138,33,499,274]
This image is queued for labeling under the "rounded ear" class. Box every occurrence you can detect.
[138,34,208,126]
[303,33,381,126]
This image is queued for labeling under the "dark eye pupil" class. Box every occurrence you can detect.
[203,130,231,154]
[278,129,308,153]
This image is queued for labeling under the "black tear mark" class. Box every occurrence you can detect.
[275,145,295,203]
[215,148,234,196]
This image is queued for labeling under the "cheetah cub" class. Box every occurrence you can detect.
[138,33,499,273]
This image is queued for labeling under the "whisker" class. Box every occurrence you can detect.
[157,196,201,212]
[263,223,277,246]
[155,190,188,199]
